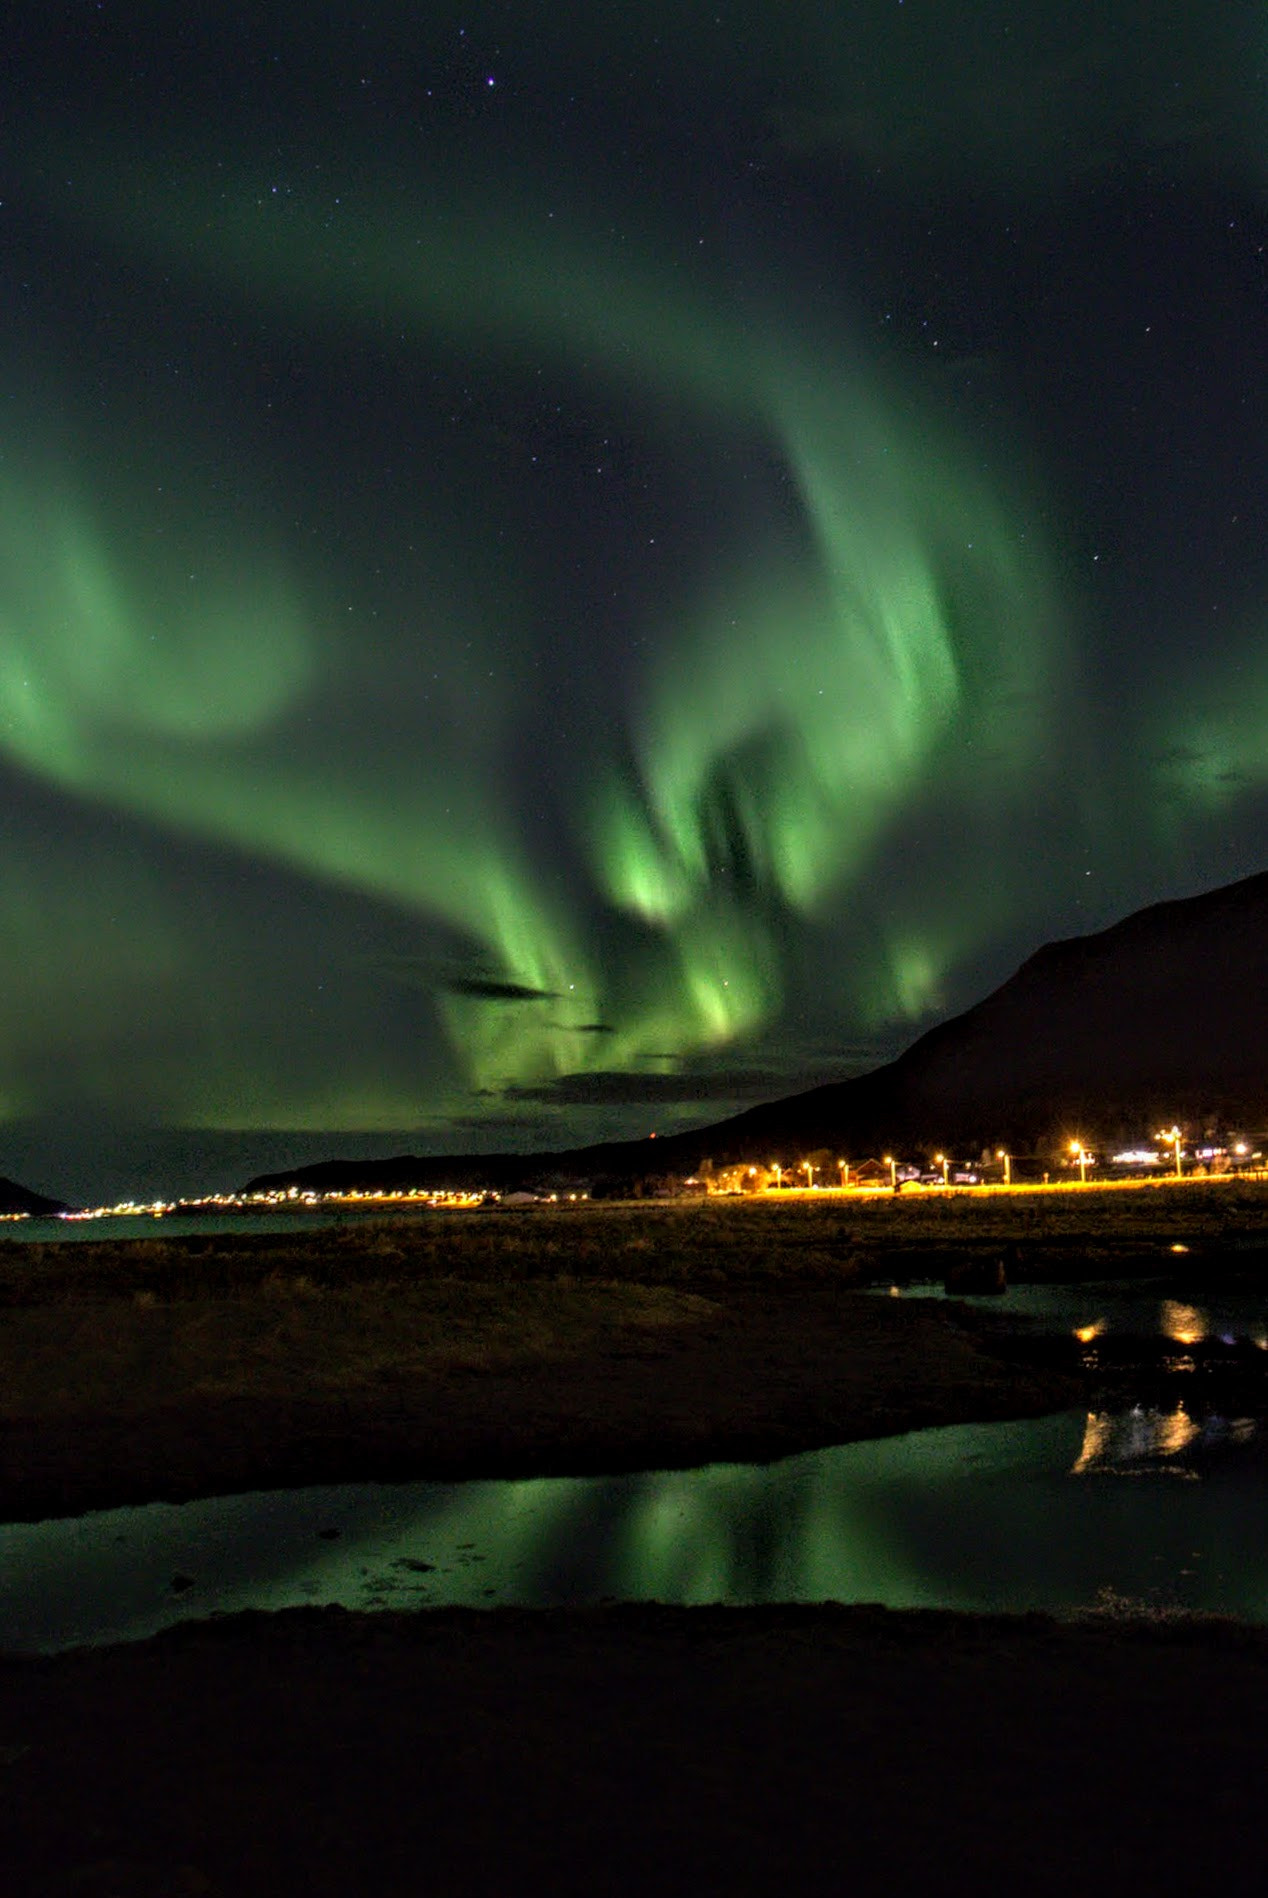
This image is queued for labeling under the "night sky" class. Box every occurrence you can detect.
[3,4,1267,1204]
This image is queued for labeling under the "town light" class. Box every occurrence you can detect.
[935,1152,949,1186]
[996,1148,1011,1187]
[838,1158,850,1189]
[1155,1126,1183,1178]
[1070,1140,1089,1184]
[884,1154,896,1189]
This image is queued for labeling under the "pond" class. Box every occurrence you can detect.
[4,1404,1267,1653]
[879,1279,1268,1349]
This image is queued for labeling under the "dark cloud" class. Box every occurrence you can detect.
[444,1112,550,1136]
[500,1068,790,1108]
[358,956,561,1003]
[440,977,561,1002]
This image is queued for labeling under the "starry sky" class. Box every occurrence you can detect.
[2,3,1267,1203]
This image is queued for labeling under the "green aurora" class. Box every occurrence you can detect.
[0,3,1266,1198]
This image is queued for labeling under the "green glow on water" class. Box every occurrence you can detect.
[8,1407,1268,1652]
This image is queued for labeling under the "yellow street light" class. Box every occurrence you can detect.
[996,1148,1011,1187]
[935,1152,949,1186]
[884,1154,896,1189]
[838,1158,850,1189]
[802,1159,814,1190]
[1155,1127,1183,1179]
[1070,1140,1089,1184]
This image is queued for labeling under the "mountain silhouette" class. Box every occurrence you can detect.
[246,870,1268,1194]
[0,1175,68,1217]
[670,869,1268,1165]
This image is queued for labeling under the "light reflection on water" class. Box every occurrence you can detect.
[1070,1405,1204,1473]
[1160,1300,1206,1346]
[882,1280,1268,1351]
[2,1406,1267,1653]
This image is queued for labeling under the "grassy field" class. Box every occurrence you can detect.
[1,1183,1265,1518]
[0,1278,721,1416]
[4,1176,1267,1303]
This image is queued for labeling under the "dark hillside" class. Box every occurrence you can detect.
[688,869,1268,1162]
[247,871,1268,1191]
[0,1174,67,1216]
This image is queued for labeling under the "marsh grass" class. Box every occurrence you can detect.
[1,1188,1264,1481]
[1,1182,1265,1308]
[0,1202,862,1304]
[0,1278,722,1418]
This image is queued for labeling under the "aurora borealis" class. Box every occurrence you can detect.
[3,4,1268,1201]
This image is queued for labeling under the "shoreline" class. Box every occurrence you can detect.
[0,1287,1081,1522]
[6,1202,1268,1890]
[5,1187,1268,1521]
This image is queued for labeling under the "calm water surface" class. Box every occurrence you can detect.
[8,1210,411,1244]
[5,1254,1268,1649]
[4,1406,1267,1652]
[883,1279,1268,1348]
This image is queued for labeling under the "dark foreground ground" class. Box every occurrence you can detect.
[7,1183,1268,1519]
[4,1189,1268,1892]
[4,1603,1268,1897]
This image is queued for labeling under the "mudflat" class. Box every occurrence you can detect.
[4,1188,1268,1894]
[0,1275,1077,1521]
[3,1184,1267,1518]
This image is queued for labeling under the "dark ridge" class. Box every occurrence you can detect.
[0,1175,68,1217]
[244,869,1268,1193]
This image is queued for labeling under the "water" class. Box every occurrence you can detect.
[6,1209,415,1244]
[4,1406,1267,1653]
[880,1279,1268,1349]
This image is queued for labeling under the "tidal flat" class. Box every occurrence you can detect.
[2,1184,1267,1520]
[5,1187,1268,1894]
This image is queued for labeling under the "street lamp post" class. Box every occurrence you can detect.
[838,1159,850,1190]
[802,1160,814,1190]
[885,1154,896,1189]
[996,1148,1011,1187]
[1156,1127,1183,1179]
[936,1152,949,1187]
[1071,1141,1089,1184]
